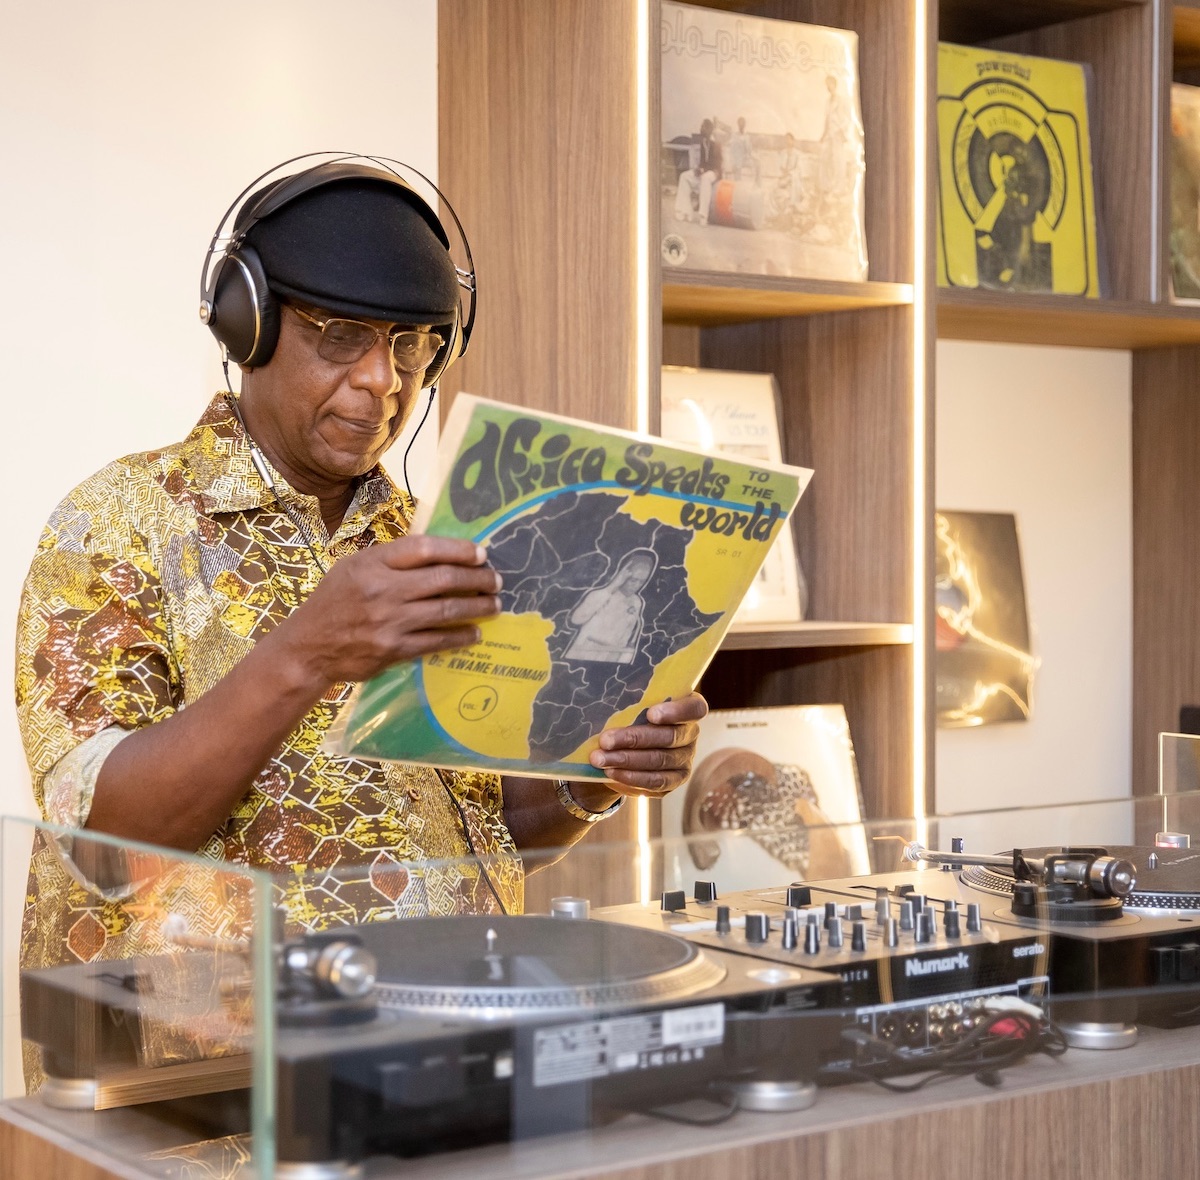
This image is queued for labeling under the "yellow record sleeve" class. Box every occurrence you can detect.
[936,43,1101,296]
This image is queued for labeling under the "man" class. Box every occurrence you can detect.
[674,118,722,225]
[727,116,759,185]
[16,163,706,980]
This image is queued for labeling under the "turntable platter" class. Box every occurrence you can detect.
[360,915,727,1019]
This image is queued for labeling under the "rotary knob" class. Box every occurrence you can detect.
[786,882,812,909]
[694,880,718,904]
[781,915,799,951]
[660,889,687,913]
[715,904,732,934]
[745,912,770,944]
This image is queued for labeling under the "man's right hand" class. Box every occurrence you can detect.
[280,535,502,689]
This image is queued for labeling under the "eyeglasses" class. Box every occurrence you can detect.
[290,305,444,373]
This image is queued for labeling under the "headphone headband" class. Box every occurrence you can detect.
[200,151,475,381]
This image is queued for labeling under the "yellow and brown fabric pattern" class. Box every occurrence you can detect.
[16,393,524,993]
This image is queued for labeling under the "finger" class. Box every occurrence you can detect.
[597,721,699,752]
[391,594,502,634]
[591,744,694,773]
[600,768,689,797]
[376,535,490,570]
[645,692,708,725]
[396,563,504,602]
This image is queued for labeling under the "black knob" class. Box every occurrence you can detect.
[823,901,838,928]
[915,912,934,944]
[884,917,898,948]
[851,920,866,952]
[944,909,961,939]
[694,880,718,904]
[745,912,770,944]
[781,915,799,951]
[875,895,890,924]
[846,904,863,923]
[966,903,982,934]
[804,914,821,954]
[910,894,926,916]
[899,900,914,931]
[828,917,844,949]
[715,905,731,934]
[660,889,687,913]
[786,883,812,909]
[944,899,958,913]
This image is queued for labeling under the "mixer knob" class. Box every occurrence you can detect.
[781,915,799,951]
[660,890,687,913]
[715,905,732,934]
[966,903,982,934]
[944,899,958,913]
[910,894,926,916]
[745,912,770,944]
[804,916,821,955]
[846,904,863,923]
[823,901,838,929]
[851,920,867,952]
[884,917,899,948]
[899,900,915,931]
[786,883,812,908]
[693,880,718,904]
[916,912,935,944]
[875,895,891,924]
[828,917,844,949]
[944,909,961,939]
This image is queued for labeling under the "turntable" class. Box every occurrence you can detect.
[22,911,844,1175]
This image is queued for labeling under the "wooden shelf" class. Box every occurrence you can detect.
[1176,3,1200,71]
[662,273,913,328]
[937,288,1200,349]
[721,621,913,652]
[938,0,1145,44]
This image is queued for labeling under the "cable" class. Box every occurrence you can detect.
[403,384,437,500]
[436,769,510,916]
[839,1009,1068,1094]
[640,1089,741,1127]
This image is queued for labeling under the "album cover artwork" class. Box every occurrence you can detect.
[660,366,806,624]
[660,0,867,281]
[326,396,811,780]
[935,510,1038,728]
[661,705,869,892]
[1170,84,1200,301]
[936,43,1102,296]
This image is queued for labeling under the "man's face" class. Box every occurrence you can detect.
[242,303,433,492]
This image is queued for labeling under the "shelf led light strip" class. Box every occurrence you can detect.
[635,0,653,905]
[911,0,929,841]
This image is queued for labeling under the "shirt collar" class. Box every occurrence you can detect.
[183,393,411,537]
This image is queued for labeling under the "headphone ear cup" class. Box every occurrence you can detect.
[208,244,280,367]
[421,309,461,388]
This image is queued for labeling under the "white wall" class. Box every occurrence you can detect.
[935,340,1132,817]
[0,0,440,1095]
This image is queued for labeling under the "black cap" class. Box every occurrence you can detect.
[242,175,459,325]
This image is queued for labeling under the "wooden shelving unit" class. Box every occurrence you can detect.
[439,0,1200,901]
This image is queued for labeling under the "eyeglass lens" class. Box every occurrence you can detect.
[315,318,443,371]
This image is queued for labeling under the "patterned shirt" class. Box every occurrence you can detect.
[16,393,523,988]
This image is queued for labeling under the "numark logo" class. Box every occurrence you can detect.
[905,952,970,978]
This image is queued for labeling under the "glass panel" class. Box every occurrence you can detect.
[1160,734,1200,839]
[10,794,1200,1174]
[0,816,274,1177]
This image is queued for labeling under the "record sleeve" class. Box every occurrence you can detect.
[326,396,812,779]
[661,705,869,890]
[660,366,806,624]
[935,510,1038,728]
[660,0,867,281]
[936,43,1102,296]
[1170,83,1200,301]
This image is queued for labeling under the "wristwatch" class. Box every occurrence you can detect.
[554,778,624,823]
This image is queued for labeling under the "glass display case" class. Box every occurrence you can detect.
[6,784,1200,1178]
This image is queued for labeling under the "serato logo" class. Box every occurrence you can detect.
[1012,943,1046,958]
[905,952,970,978]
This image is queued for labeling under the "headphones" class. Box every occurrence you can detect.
[199,152,476,388]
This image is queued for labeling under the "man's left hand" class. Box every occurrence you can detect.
[587,692,708,798]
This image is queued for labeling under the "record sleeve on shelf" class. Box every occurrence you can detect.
[326,396,812,780]
[662,705,870,891]
[1171,84,1200,302]
[936,43,1102,297]
[935,510,1038,728]
[660,366,807,625]
[660,0,867,282]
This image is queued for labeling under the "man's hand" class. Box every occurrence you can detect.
[280,536,502,690]
[585,692,708,798]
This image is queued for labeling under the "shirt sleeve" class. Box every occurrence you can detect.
[15,466,181,823]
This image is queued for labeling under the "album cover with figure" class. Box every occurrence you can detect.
[661,705,870,892]
[660,0,867,281]
[326,395,812,780]
[936,43,1102,295]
